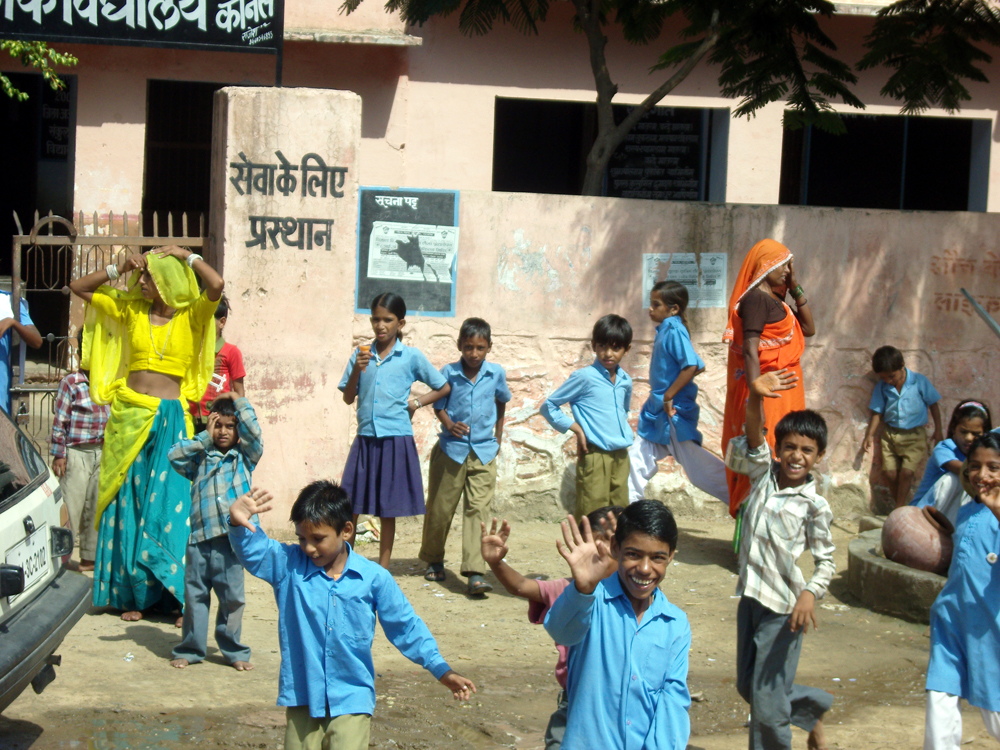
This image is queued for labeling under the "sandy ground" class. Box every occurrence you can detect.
[0,512,980,750]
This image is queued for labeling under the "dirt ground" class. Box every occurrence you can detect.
[0,511,978,750]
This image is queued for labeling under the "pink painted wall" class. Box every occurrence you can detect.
[319,193,1000,526]
[4,3,996,221]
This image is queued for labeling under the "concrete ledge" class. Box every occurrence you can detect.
[858,515,885,533]
[847,529,946,624]
[284,29,423,45]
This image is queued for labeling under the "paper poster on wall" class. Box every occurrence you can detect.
[356,188,459,316]
[642,252,727,309]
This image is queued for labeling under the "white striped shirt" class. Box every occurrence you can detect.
[728,437,836,615]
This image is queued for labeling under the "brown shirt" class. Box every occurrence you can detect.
[738,288,787,338]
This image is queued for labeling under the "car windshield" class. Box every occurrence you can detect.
[0,413,44,506]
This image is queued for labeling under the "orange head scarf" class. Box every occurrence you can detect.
[722,239,792,344]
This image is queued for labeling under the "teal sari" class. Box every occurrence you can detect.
[92,398,191,611]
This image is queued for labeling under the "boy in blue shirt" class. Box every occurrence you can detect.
[544,500,691,750]
[228,481,475,750]
[541,314,633,517]
[419,317,512,595]
[168,392,262,670]
[861,345,943,508]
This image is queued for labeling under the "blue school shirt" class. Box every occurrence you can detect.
[637,316,704,446]
[544,574,691,750]
[911,439,966,508]
[926,501,1000,712]
[869,368,940,430]
[0,294,33,414]
[229,525,451,718]
[540,361,633,452]
[338,339,447,438]
[433,361,512,465]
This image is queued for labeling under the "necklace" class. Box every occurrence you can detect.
[148,307,176,361]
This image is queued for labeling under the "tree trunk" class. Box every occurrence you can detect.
[578,21,721,196]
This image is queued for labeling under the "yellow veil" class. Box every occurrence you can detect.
[82,252,216,405]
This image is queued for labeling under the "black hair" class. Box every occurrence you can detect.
[289,480,353,533]
[872,345,904,374]
[652,280,690,330]
[215,295,229,320]
[774,410,828,453]
[968,432,1000,463]
[371,292,407,341]
[614,500,677,552]
[209,398,237,418]
[948,400,993,436]
[592,314,633,349]
[583,505,624,535]
[459,317,492,345]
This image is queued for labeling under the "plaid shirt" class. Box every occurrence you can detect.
[51,371,110,460]
[727,436,836,615]
[168,397,263,543]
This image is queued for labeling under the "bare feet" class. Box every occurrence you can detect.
[120,610,143,621]
[808,719,827,750]
[231,661,254,671]
[169,658,190,669]
[175,616,184,628]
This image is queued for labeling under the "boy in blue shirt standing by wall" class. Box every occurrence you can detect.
[544,500,691,750]
[419,318,512,595]
[228,481,475,750]
[541,314,633,517]
[861,345,943,508]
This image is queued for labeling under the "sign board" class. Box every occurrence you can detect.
[0,0,284,54]
[355,187,459,317]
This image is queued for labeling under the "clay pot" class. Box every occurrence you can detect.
[881,506,955,576]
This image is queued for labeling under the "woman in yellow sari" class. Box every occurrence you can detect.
[70,247,222,620]
[722,239,816,517]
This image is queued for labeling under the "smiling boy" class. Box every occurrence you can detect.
[228,481,475,750]
[419,317,512,595]
[544,500,691,750]
[541,314,634,516]
[725,370,836,750]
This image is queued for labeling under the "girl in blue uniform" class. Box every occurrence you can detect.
[911,401,991,508]
[339,293,451,568]
[627,280,728,504]
[925,431,1000,748]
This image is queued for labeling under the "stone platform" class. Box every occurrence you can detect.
[847,529,946,624]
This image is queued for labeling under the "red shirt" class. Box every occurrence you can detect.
[190,340,246,418]
[528,578,572,688]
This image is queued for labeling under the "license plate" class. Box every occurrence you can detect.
[6,525,49,603]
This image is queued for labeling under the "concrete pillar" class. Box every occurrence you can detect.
[209,86,362,525]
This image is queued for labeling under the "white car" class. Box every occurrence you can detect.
[0,408,90,712]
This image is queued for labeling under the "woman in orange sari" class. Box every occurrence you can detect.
[722,239,816,517]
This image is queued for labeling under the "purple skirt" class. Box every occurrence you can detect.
[342,435,425,517]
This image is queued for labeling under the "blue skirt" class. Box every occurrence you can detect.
[92,399,191,611]
[342,435,425,517]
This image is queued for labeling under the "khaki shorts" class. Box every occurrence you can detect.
[284,707,371,750]
[575,446,630,518]
[880,425,929,473]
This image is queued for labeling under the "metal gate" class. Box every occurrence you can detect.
[10,211,206,460]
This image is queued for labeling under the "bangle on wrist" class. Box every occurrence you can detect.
[792,284,805,299]
[411,397,421,410]
[186,252,203,268]
[796,297,808,307]
[106,263,121,280]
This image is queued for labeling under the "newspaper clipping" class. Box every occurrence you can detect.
[367,222,459,284]
[641,252,728,309]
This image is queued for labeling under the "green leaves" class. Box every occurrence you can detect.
[0,41,77,101]
[859,0,1000,113]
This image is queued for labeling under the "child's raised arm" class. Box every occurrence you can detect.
[232,396,264,468]
[167,424,215,479]
[228,487,274,533]
[481,518,543,603]
[746,370,799,450]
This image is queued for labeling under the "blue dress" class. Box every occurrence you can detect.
[912,439,965,508]
[637,316,705,446]
[926,501,1000,711]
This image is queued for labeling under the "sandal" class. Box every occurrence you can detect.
[467,574,493,596]
[424,563,446,582]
